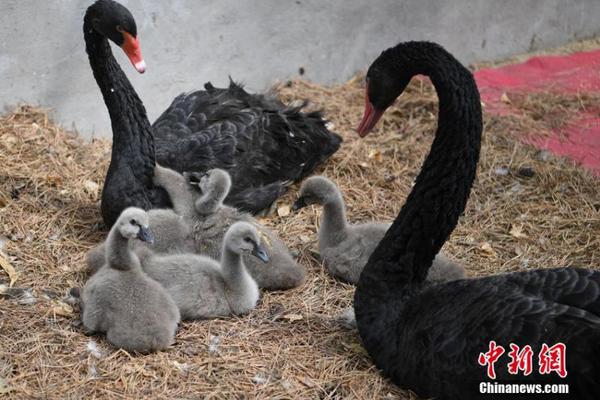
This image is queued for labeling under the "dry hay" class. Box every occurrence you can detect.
[0,73,599,399]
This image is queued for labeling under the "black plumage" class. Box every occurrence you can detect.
[84,0,342,227]
[153,81,341,212]
[353,41,600,399]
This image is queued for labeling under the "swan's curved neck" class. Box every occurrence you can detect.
[195,189,226,215]
[105,227,139,271]
[319,191,348,248]
[356,43,482,302]
[221,246,254,292]
[83,17,155,178]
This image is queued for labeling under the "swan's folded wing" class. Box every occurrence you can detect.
[152,81,341,187]
[152,80,282,138]
[516,267,600,316]
[152,81,341,214]
[320,236,372,283]
[154,119,241,173]
[409,268,600,388]
[152,91,213,136]
[226,181,288,213]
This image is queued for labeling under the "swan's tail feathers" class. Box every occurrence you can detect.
[275,105,343,180]
[202,79,249,99]
[228,76,246,91]
[225,181,288,214]
[199,79,285,112]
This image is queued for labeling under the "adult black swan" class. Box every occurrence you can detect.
[354,41,600,399]
[84,0,342,227]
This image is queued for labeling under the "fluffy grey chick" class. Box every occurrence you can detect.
[85,209,191,274]
[293,176,466,284]
[154,166,305,290]
[85,165,196,274]
[81,208,180,353]
[142,221,268,319]
[153,164,202,219]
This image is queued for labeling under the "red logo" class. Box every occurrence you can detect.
[539,343,567,378]
[478,341,505,379]
[507,344,533,376]
[478,342,568,379]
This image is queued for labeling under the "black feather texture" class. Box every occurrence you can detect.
[353,41,600,399]
[85,0,342,227]
[152,79,342,214]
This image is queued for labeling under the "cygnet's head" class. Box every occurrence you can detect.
[184,168,232,199]
[224,222,269,263]
[293,176,339,210]
[116,207,154,243]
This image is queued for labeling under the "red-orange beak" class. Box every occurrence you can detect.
[356,88,384,137]
[121,31,146,73]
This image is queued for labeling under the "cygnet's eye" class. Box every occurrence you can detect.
[129,219,136,225]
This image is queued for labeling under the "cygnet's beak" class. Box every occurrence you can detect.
[184,171,207,193]
[292,197,308,211]
[252,243,269,263]
[137,226,155,244]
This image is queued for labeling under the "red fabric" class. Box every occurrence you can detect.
[474,49,600,175]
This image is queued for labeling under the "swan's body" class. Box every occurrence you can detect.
[142,222,266,319]
[294,176,465,284]
[153,81,342,215]
[353,41,600,399]
[154,166,305,290]
[319,224,464,284]
[85,0,342,228]
[192,208,304,290]
[81,208,180,352]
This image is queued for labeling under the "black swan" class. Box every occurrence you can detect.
[84,0,342,227]
[353,41,600,399]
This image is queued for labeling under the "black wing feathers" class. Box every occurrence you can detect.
[151,80,341,213]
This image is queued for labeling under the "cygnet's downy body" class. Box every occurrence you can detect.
[81,207,180,353]
[293,176,466,284]
[154,166,305,290]
[142,221,268,319]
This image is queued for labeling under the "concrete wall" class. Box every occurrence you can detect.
[1,0,599,137]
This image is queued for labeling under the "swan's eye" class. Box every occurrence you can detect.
[129,219,136,225]
[116,25,124,33]
[243,237,253,244]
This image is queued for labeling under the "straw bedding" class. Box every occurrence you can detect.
[0,73,599,399]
